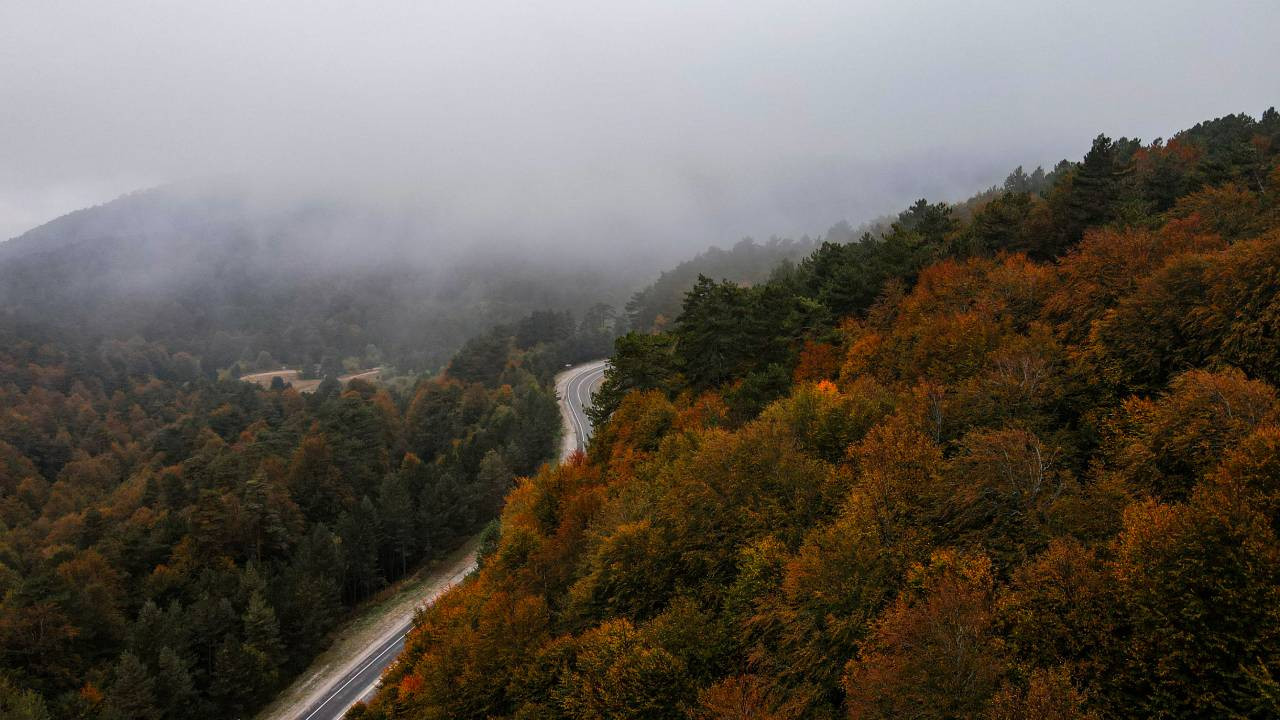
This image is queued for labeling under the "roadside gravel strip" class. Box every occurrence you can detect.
[258,360,606,720]
[255,538,480,720]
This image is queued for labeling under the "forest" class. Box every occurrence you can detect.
[0,137,868,720]
[349,108,1280,719]
[0,307,592,718]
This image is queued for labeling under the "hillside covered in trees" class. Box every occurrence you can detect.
[354,108,1280,719]
[0,136,935,720]
[0,309,583,718]
[0,186,636,375]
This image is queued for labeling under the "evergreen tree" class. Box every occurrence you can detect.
[286,433,350,523]
[1050,134,1128,252]
[337,498,384,601]
[475,449,513,519]
[103,652,159,720]
[154,647,197,718]
[588,332,678,425]
[378,471,416,579]
[210,636,272,715]
[241,592,285,668]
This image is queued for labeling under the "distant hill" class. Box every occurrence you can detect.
[0,183,638,373]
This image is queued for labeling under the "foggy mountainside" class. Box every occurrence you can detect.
[353,109,1280,720]
[0,180,874,379]
[0,185,638,373]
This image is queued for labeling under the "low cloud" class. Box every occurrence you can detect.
[1,0,1276,261]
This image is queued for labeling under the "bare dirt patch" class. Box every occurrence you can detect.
[240,367,384,395]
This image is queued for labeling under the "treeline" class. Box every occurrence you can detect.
[354,108,1280,719]
[617,162,1069,338]
[0,310,567,718]
[623,236,825,333]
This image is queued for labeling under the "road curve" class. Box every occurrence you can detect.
[278,359,606,720]
[556,359,607,458]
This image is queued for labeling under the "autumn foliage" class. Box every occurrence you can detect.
[346,109,1280,719]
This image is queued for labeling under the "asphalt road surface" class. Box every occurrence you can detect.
[292,553,475,720]
[289,359,606,720]
[559,360,607,455]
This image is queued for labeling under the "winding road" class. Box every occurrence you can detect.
[278,360,606,720]
[557,359,607,457]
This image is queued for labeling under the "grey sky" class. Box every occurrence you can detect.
[1,0,1277,254]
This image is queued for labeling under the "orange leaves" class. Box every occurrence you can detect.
[366,169,1280,718]
[900,254,1051,327]
[1207,425,1280,525]
[1108,484,1280,716]
[590,389,676,462]
[494,459,607,596]
[1103,367,1279,500]
[694,675,808,720]
[986,667,1097,720]
[793,341,841,383]
[79,682,104,705]
[849,417,945,541]
[1045,227,1167,343]
[1109,499,1181,585]
[843,550,1003,719]
[996,538,1117,680]
[396,673,424,697]
[849,254,1053,388]
[838,328,884,382]
[1169,182,1267,241]
[1088,250,1218,389]
[673,391,729,434]
[1081,227,1280,390]
[1046,221,1222,346]
[750,499,903,695]
[1201,228,1280,383]
[389,586,553,717]
[557,619,691,719]
[758,377,892,464]
[945,324,1065,434]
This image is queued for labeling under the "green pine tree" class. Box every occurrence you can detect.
[103,652,159,720]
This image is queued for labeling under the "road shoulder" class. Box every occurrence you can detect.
[254,536,480,720]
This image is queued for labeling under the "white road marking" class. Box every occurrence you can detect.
[563,362,605,454]
[304,561,477,719]
[301,631,405,720]
[295,363,603,719]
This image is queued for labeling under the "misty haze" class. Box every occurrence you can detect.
[2,2,1279,719]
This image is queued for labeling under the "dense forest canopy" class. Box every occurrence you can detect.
[350,108,1280,720]
[0,302,605,718]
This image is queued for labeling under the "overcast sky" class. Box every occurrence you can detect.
[1,1,1277,254]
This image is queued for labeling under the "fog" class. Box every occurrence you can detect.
[2,0,1277,262]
